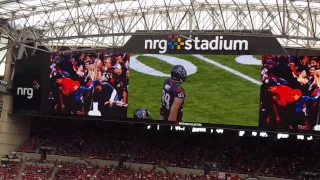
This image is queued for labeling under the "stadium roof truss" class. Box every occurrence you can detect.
[0,0,319,52]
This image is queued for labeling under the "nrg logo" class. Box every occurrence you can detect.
[145,34,184,54]
[16,80,40,99]
[144,34,249,54]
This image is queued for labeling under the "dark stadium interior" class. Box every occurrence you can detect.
[0,117,319,180]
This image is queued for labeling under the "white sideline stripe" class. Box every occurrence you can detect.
[193,54,260,85]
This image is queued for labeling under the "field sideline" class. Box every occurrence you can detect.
[127,54,260,127]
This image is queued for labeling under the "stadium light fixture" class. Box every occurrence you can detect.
[238,131,246,137]
[216,129,224,134]
[238,131,245,137]
[297,135,304,140]
[252,132,257,136]
[192,127,206,133]
[259,132,268,137]
[175,126,185,131]
[277,133,289,139]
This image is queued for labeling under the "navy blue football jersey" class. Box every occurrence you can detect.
[161,78,185,121]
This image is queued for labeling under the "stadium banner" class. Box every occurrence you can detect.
[259,55,320,131]
[121,33,284,55]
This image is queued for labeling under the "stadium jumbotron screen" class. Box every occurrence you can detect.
[46,52,260,127]
[17,34,317,132]
[128,54,259,127]
[48,52,129,119]
[259,55,320,131]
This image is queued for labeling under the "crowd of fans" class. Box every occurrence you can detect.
[0,161,20,180]
[21,164,53,180]
[18,137,42,153]
[132,168,181,179]
[260,55,320,130]
[0,159,218,180]
[48,52,129,117]
[54,161,97,180]
[218,138,271,174]
[14,121,320,179]
[19,125,227,170]
[94,165,132,180]
[260,139,320,178]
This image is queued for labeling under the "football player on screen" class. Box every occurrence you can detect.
[160,65,187,121]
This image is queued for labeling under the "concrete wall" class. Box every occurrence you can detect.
[123,162,153,170]
[21,153,203,176]
[259,176,293,180]
[0,47,31,157]
[166,166,204,176]
[25,162,55,167]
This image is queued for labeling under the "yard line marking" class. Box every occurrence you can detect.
[235,55,261,65]
[193,54,260,85]
[130,54,197,77]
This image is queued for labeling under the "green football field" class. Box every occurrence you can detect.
[127,54,261,127]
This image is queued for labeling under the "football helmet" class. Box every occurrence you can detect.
[171,65,187,83]
[134,108,152,120]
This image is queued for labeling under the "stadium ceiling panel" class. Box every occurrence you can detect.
[0,0,319,51]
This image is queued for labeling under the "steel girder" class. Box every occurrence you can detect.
[0,0,318,51]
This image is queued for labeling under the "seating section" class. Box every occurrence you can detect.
[218,137,270,174]
[260,140,320,178]
[18,137,42,153]
[21,164,53,180]
[94,166,132,180]
[0,161,20,180]
[133,169,181,180]
[15,125,320,179]
[54,162,97,180]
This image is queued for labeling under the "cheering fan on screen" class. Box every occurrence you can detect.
[290,89,318,130]
[114,53,129,104]
[54,72,78,113]
[260,55,320,131]
[160,65,187,121]
[49,52,129,118]
[90,80,127,116]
